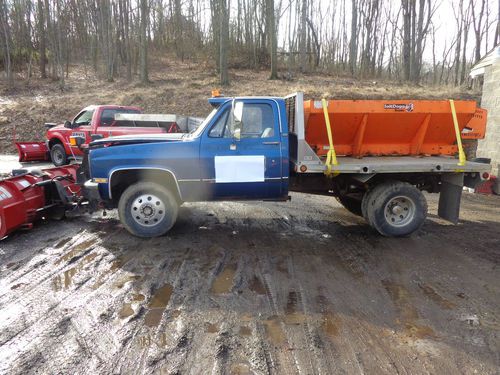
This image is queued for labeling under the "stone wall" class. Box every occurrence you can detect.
[477,62,500,176]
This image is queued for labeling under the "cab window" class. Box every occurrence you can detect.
[74,110,94,126]
[208,103,275,139]
[100,108,142,126]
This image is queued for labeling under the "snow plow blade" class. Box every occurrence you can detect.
[15,142,50,162]
[0,165,81,239]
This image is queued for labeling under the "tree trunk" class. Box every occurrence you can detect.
[37,0,46,78]
[268,0,278,79]
[348,0,357,75]
[299,0,307,72]
[219,0,229,86]
[139,0,149,83]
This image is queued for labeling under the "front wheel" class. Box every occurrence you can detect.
[118,182,179,238]
[50,143,69,166]
[365,181,427,237]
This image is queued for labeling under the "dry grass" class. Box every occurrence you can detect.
[0,56,481,154]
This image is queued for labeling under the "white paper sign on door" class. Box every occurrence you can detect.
[215,155,265,183]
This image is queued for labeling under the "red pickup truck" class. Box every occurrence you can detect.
[14,105,200,166]
[42,105,181,166]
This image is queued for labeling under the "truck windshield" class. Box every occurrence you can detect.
[187,108,218,138]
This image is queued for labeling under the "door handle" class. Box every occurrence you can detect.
[262,141,279,145]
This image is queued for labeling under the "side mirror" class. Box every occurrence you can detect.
[64,120,72,128]
[231,100,244,141]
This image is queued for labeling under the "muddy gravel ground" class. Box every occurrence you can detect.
[0,191,499,374]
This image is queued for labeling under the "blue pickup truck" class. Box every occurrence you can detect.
[83,93,490,238]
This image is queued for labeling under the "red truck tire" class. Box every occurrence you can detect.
[50,143,69,166]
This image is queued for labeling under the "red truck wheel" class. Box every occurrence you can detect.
[118,182,178,238]
[50,144,69,166]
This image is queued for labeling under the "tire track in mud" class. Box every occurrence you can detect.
[0,226,132,373]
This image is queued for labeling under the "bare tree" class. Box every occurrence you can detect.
[219,0,229,85]
[139,0,148,83]
[268,0,278,79]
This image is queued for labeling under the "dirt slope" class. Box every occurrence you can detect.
[0,59,481,154]
[0,192,498,374]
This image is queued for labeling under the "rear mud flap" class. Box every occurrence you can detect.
[15,142,49,162]
[438,173,464,224]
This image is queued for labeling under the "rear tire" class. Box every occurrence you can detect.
[50,143,68,166]
[118,182,178,238]
[336,195,363,216]
[365,181,427,237]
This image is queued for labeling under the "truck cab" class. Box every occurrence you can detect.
[85,97,290,237]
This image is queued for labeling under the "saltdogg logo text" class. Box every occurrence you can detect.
[384,103,414,112]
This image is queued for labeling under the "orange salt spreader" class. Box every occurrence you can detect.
[302,99,486,158]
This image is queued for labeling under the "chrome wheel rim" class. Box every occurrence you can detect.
[384,195,416,227]
[131,194,166,226]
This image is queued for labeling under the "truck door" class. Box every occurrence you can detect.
[68,109,95,155]
[199,99,284,199]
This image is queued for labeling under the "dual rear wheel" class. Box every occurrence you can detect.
[338,181,427,237]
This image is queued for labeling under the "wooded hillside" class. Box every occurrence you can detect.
[1,0,499,87]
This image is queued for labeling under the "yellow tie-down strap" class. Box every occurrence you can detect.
[449,99,466,170]
[322,98,339,176]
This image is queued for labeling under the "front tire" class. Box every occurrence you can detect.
[50,143,68,166]
[365,181,427,237]
[118,182,178,238]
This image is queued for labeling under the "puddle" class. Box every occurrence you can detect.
[239,326,252,336]
[418,283,456,309]
[230,362,253,375]
[263,316,286,346]
[55,238,98,265]
[131,293,145,302]
[211,263,237,294]
[92,254,135,290]
[118,303,134,319]
[249,276,266,295]
[206,322,219,333]
[322,312,340,339]
[144,284,173,327]
[144,309,164,327]
[52,268,77,291]
[149,284,173,308]
[54,237,72,249]
[52,252,98,291]
[383,279,436,339]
